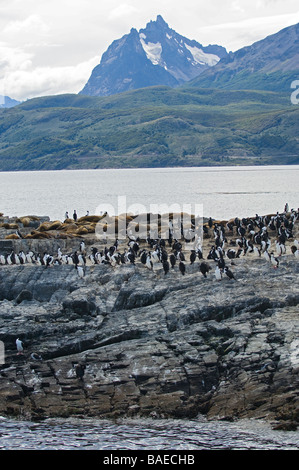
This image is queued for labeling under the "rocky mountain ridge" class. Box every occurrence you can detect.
[187,22,299,92]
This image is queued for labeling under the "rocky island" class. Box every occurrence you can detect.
[0,208,298,431]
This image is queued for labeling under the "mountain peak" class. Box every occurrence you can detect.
[145,14,168,25]
[155,15,168,27]
[144,15,169,34]
[80,17,227,97]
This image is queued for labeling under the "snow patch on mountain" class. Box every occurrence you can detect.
[140,35,162,66]
[185,44,220,66]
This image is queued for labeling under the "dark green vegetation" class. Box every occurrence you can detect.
[187,70,299,93]
[0,86,298,171]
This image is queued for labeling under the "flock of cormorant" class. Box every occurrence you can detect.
[0,208,298,281]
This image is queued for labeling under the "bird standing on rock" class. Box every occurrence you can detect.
[76,265,85,278]
[215,266,222,281]
[263,250,271,262]
[146,254,153,271]
[16,338,24,355]
[190,250,196,264]
[199,262,211,278]
[74,364,86,380]
[291,246,299,258]
[170,253,176,269]
[224,267,236,280]
[179,261,186,275]
[270,253,279,269]
[163,260,170,275]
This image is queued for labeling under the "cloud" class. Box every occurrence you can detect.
[196,11,299,50]
[0,43,33,76]
[0,52,99,101]
[108,3,139,20]
[3,14,49,35]
[231,1,245,13]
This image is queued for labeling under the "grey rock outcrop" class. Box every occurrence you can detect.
[0,245,298,428]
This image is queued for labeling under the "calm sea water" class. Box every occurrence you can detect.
[0,165,298,221]
[0,416,298,451]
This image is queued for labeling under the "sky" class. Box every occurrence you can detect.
[1,0,299,102]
